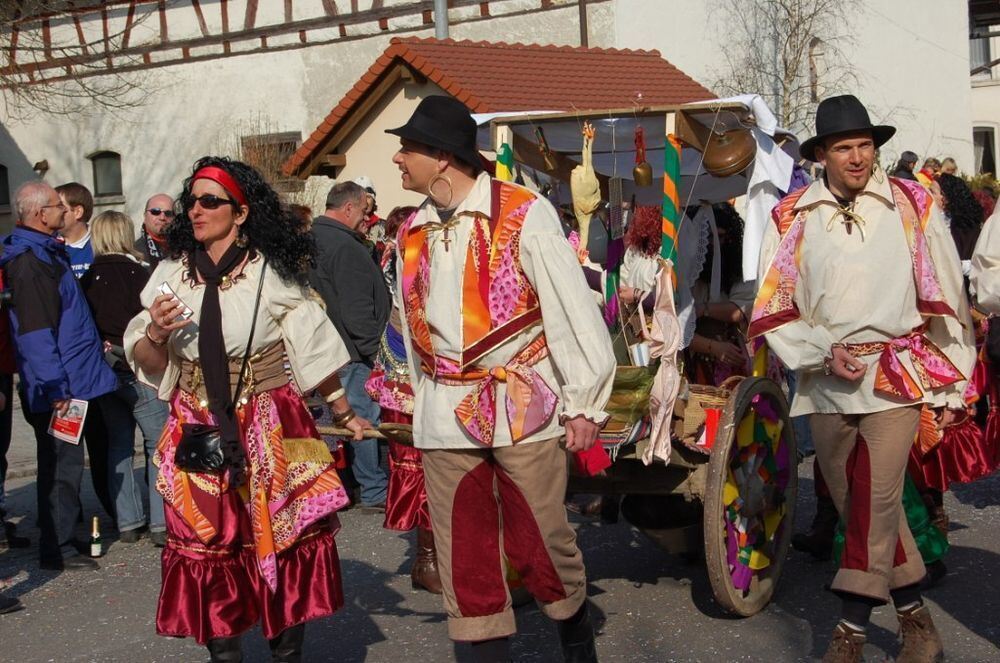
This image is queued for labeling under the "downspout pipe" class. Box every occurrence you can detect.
[434,0,449,39]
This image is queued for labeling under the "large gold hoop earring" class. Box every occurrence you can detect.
[428,174,454,209]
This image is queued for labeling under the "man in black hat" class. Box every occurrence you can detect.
[386,95,614,662]
[749,94,973,662]
[891,150,919,180]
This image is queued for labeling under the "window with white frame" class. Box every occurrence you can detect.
[973,127,996,175]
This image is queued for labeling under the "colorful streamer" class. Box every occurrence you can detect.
[661,134,682,278]
[495,142,514,182]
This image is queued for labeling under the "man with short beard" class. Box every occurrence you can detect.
[750,95,974,662]
[135,193,174,268]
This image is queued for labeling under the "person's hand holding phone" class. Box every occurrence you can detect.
[147,283,194,343]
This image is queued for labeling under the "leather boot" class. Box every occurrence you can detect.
[558,602,599,663]
[791,494,838,560]
[924,498,950,538]
[206,636,243,663]
[411,526,443,594]
[821,623,865,663]
[896,604,944,663]
[268,623,305,663]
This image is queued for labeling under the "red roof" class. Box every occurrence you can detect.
[284,37,713,177]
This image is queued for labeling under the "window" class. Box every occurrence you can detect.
[808,37,826,102]
[90,151,122,197]
[0,164,9,210]
[240,132,303,193]
[974,127,996,175]
[971,36,992,80]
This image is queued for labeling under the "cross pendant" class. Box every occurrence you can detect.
[442,227,452,251]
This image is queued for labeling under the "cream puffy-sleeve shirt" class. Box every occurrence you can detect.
[757,176,975,416]
[124,255,351,400]
[971,207,1000,314]
[395,173,616,450]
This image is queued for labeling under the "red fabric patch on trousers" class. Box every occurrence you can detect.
[495,467,567,603]
[843,436,872,572]
[451,461,507,617]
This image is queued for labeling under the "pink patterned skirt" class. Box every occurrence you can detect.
[155,383,349,643]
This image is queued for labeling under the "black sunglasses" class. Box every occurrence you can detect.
[182,194,236,211]
[146,207,176,218]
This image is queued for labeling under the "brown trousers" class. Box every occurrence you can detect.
[422,437,586,641]
[810,406,926,601]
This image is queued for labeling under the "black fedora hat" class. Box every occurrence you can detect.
[799,95,895,162]
[386,95,482,170]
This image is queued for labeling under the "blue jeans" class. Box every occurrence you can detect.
[339,362,387,506]
[98,371,170,532]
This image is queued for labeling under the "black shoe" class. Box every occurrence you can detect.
[920,560,948,590]
[0,594,23,615]
[791,494,838,561]
[40,554,100,572]
[149,530,167,548]
[206,636,243,662]
[558,603,599,663]
[0,522,30,549]
[119,527,145,543]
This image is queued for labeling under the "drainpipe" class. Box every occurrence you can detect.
[434,0,449,39]
[579,0,588,48]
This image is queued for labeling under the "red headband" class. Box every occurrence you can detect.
[192,166,248,208]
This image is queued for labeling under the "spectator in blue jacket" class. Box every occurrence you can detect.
[0,181,118,571]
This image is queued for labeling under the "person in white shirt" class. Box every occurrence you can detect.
[751,95,974,663]
[387,96,614,662]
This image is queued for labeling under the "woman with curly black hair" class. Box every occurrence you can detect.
[125,156,367,661]
[938,173,984,264]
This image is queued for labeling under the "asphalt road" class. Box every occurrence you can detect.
[1,459,998,662]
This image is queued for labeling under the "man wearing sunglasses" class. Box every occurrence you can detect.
[135,193,175,268]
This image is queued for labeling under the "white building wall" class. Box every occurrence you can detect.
[0,0,976,236]
[0,1,611,233]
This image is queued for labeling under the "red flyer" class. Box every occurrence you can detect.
[47,399,88,445]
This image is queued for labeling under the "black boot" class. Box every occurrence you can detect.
[791,494,838,560]
[206,636,243,663]
[558,602,598,663]
[469,637,511,663]
[0,521,29,550]
[269,623,305,663]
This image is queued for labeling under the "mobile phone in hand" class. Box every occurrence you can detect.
[156,282,194,323]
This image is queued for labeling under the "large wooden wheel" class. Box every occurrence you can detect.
[702,377,797,617]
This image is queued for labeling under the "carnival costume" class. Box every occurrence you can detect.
[125,254,351,644]
[752,95,975,662]
[394,170,614,641]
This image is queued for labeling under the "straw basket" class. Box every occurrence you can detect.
[679,375,744,441]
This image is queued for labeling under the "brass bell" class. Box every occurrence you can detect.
[633,161,653,187]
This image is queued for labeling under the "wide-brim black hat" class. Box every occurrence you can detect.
[799,94,895,162]
[386,95,482,171]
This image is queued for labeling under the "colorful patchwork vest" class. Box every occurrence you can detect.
[399,180,558,446]
[749,177,964,401]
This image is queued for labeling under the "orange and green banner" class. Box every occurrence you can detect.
[660,134,681,267]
